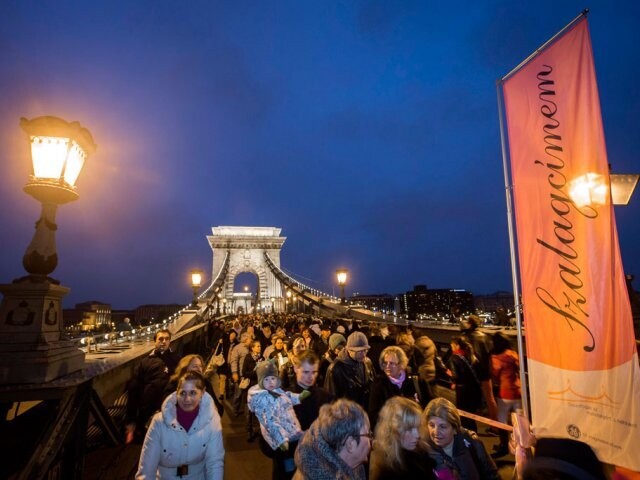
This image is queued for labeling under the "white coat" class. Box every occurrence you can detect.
[136,391,224,480]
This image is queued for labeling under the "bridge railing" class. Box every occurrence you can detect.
[264,252,342,304]
[66,304,198,353]
[200,250,230,302]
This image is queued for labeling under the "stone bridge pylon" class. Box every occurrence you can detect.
[207,226,287,313]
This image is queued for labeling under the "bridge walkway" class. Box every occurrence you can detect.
[82,386,270,480]
[82,373,514,480]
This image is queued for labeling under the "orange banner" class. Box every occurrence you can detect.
[502,16,639,470]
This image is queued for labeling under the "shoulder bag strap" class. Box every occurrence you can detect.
[458,354,481,385]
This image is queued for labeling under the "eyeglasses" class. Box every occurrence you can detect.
[381,361,398,367]
[359,431,374,441]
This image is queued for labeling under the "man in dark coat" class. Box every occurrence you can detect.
[324,332,375,408]
[315,323,332,358]
[256,322,273,351]
[268,351,334,480]
[461,315,498,420]
[125,329,180,443]
[366,324,389,375]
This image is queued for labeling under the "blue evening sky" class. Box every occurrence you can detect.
[0,1,638,308]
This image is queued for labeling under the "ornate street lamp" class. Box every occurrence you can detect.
[286,289,292,313]
[222,297,227,314]
[21,116,96,278]
[0,116,96,384]
[336,268,348,304]
[216,292,222,315]
[270,296,275,313]
[190,269,203,307]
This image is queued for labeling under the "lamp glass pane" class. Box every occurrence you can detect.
[63,141,86,187]
[568,173,608,208]
[610,174,639,205]
[191,272,202,287]
[30,136,68,180]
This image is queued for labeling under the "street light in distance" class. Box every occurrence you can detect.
[336,268,348,305]
[190,269,204,307]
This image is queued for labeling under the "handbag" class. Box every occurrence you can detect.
[207,342,225,371]
[212,354,225,367]
[239,377,250,389]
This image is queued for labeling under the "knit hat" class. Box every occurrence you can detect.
[309,324,321,336]
[346,331,369,351]
[256,360,280,389]
[328,333,346,351]
[523,437,606,480]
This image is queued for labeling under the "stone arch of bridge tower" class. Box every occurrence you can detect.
[225,266,268,300]
[207,226,287,312]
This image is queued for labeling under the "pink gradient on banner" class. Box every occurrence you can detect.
[502,18,634,371]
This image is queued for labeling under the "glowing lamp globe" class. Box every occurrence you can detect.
[568,173,608,208]
[336,269,348,286]
[21,116,96,205]
[191,270,203,288]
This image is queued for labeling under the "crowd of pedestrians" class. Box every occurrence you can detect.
[124,312,611,480]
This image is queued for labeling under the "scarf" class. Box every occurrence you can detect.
[388,369,406,388]
[176,405,199,432]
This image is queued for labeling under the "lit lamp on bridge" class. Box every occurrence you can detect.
[568,172,639,207]
[336,268,348,304]
[567,171,638,316]
[190,269,203,307]
[222,297,227,314]
[0,115,96,384]
[244,285,249,314]
[610,174,639,205]
[270,296,275,313]
[216,292,222,315]
[286,289,292,313]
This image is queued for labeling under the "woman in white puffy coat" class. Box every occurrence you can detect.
[136,371,224,480]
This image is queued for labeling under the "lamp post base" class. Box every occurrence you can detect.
[0,278,85,385]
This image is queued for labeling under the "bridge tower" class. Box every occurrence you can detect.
[207,226,287,313]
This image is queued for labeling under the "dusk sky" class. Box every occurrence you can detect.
[1,1,638,309]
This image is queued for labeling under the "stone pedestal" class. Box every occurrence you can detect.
[0,278,85,384]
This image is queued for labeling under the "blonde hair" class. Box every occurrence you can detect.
[396,331,415,346]
[372,397,424,473]
[379,346,409,371]
[170,354,204,384]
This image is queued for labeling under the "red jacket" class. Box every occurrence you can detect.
[491,350,521,400]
